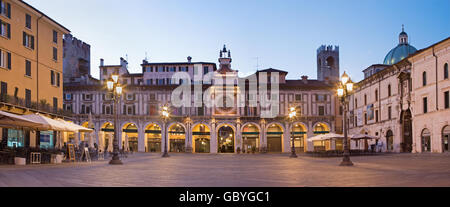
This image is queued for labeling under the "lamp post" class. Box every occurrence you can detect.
[289,107,297,158]
[337,71,354,166]
[161,105,170,157]
[107,74,123,165]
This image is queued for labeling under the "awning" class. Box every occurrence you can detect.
[55,118,93,133]
[0,110,45,129]
[307,133,344,142]
[22,113,73,132]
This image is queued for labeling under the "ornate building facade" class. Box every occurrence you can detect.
[348,28,450,153]
[64,45,341,153]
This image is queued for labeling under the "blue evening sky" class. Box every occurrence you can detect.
[27,0,450,81]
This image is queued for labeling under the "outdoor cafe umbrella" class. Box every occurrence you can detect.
[350,134,379,151]
[0,110,45,129]
[307,133,344,142]
[88,132,95,149]
[55,118,93,133]
[87,113,95,149]
[98,131,104,152]
[22,113,73,132]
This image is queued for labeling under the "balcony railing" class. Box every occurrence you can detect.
[0,94,72,117]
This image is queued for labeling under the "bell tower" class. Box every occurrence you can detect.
[317,45,340,82]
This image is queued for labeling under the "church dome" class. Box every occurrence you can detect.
[383,26,417,65]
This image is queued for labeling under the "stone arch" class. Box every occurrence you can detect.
[241,122,261,132]
[421,128,431,152]
[167,122,187,152]
[313,122,330,133]
[192,123,211,153]
[241,122,261,153]
[266,122,284,153]
[216,123,236,153]
[266,122,286,132]
[291,122,308,152]
[122,122,139,152]
[144,123,162,153]
[442,125,450,152]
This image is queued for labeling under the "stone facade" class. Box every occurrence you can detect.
[348,30,450,154]
[62,34,90,83]
[410,37,450,153]
[64,46,338,153]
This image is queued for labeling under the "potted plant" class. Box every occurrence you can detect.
[14,147,27,166]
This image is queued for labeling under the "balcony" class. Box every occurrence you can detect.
[0,94,72,118]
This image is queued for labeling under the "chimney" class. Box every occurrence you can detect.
[100,58,104,66]
[301,76,308,84]
[187,56,192,63]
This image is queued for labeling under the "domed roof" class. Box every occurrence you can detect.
[383,44,417,65]
[383,26,417,65]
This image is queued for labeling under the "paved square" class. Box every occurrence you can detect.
[1,153,450,187]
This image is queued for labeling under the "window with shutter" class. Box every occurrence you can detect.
[0,20,10,38]
[7,3,10,18]
[25,14,31,29]
[53,47,57,61]
[6,51,10,69]
[53,30,58,43]
[25,60,31,76]
[50,70,55,85]
[57,73,60,87]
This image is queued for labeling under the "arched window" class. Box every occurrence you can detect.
[386,130,394,151]
[388,84,392,97]
[421,128,431,152]
[444,63,449,80]
[326,56,334,68]
[422,71,427,86]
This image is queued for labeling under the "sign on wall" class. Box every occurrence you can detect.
[357,109,363,126]
[367,104,374,120]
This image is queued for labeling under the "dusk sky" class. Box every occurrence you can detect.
[27,0,450,81]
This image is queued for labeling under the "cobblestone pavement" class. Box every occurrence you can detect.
[1,153,450,187]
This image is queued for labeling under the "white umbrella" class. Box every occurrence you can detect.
[98,131,104,152]
[87,113,95,149]
[88,132,95,149]
[0,110,45,129]
[107,134,113,152]
[55,118,93,133]
[307,133,344,142]
[124,134,130,152]
[22,113,73,132]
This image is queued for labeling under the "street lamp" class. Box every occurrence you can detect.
[107,74,123,165]
[288,107,297,158]
[161,105,170,157]
[337,71,354,166]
